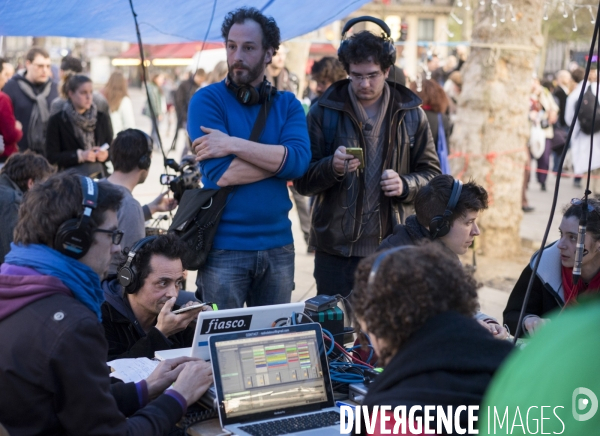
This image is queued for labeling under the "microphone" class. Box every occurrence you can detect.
[363,123,372,131]
[573,208,588,285]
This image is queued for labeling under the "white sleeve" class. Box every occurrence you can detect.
[565,83,582,127]
[120,96,136,130]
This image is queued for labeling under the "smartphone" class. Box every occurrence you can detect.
[99,143,110,151]
[345,147,364,170]
[172,302,209,314]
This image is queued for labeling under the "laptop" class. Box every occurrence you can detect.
[209,323,341,436]
[155,302,305,362]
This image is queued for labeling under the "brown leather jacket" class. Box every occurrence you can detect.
[294,80,441,257]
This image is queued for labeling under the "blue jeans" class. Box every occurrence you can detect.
[195,244,295,309]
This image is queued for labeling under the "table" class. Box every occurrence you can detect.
[187,418,226,436]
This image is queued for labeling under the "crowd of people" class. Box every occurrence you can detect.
[0,6,599,436]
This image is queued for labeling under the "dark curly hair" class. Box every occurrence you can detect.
[14,171,123,250]
[311,56,347,84]
[563,198,600,240]
[351,243,479,364]
[60,55,83,73]
[1,151,55,193]
[414,175,489,229]
[221,7,280,52]
[110,129,152,173]
[121,234,187,294]
[338,30,394,73]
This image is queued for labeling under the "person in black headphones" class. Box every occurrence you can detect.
[101,234,210,361]
[379,174,508,338]
[103,129,177,277]
[187,7,310,309]
[294,17,440,300]
[0,172,212,435]
[351,244,512,434]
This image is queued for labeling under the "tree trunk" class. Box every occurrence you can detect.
[450,0,545,257]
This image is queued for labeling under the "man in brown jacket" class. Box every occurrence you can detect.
[294,20,440,298]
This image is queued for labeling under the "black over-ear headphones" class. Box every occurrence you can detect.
[338,16,397,66]
[136,130,153,171]
[118,236,158,294]
[54,176,98,259]
[429,179,463,239]
[226,75,277,105]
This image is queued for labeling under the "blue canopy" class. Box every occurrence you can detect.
[0,0,370,43]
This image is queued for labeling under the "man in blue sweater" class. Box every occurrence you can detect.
[188,7,310,309]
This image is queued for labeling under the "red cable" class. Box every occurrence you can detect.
[323,334,374,368]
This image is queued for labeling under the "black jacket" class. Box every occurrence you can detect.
[377,215,433,251]
[0,174,22,264]
[503,242,564,334]
[294,80,441,257]
[2,74,58,151]
[362,311,513,434]
[0,275,183,435]
[45,108,113,170]
[101,279,195,361]
[553,86,569,129]
[175,77,199,127]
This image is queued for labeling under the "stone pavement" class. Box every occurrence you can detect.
[126,87,586,323]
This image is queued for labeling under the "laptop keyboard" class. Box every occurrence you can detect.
[238,410,340,435]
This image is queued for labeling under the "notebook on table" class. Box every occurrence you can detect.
[208,323,341,436]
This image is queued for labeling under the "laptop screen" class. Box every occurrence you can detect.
[211,326,334,424]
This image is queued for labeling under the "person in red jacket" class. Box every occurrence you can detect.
[0,58,23,163]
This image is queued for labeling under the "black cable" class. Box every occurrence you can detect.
[128,0,167,166]
[513,10,600,343]
[192,0,218,74]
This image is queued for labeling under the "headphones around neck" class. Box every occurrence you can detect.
[54,176,98,259]
[136,130,153,171]
[429,179,463,239]
[226,75,277,105]
[118,235,158,294]
[338,16,397,66]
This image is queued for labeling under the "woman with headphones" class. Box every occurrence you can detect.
[45,72,113,177]
[504,198,600,335]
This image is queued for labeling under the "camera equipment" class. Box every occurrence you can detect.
[159,156,200,202]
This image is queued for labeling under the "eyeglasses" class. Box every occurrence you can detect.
[349,71,383,82]
[94,229,124,245]
[571,198,599,215]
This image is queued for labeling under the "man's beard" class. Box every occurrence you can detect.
[228,53,266,86]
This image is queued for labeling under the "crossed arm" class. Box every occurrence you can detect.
[192,126,285,187]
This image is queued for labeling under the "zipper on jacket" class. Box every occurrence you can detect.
[319,101,405,253]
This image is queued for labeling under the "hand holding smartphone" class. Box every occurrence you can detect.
[345,147,364,170]
[172,302,209,314]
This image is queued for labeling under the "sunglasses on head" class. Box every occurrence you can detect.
[571,198,598,215]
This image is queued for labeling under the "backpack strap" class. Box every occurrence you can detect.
[322,107,340,156]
